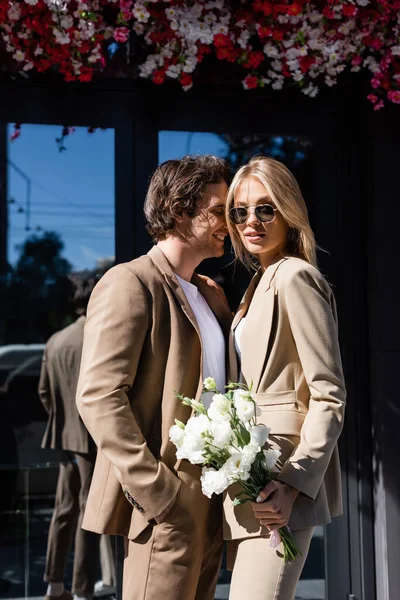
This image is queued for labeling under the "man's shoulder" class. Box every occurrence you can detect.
[96,254,165,292]
[48,319,83,353]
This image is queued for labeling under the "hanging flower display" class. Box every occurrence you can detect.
[0,0,399,109]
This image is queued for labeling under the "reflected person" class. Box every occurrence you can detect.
[39,277,99,600]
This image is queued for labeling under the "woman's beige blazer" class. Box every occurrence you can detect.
[224,257,346,540]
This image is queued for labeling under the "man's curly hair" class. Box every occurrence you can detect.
[144,155,231,241]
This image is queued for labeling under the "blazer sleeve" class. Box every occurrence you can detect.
[276,267,346,499]
[76,264,180,522]
[38,346,52,414]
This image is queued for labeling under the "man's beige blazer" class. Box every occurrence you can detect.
[224,257,346,540]
[76,246,233,541]
[39,316,94,454]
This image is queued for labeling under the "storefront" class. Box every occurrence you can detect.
[0,76,398,600]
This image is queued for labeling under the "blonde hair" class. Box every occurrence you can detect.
[226,156,317,270]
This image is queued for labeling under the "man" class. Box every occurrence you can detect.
[76,155,233,600]
[39,277,99,600]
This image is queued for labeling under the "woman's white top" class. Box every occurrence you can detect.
[234,317,246,360]
[176,275,226,408]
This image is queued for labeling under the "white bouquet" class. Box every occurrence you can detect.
[169,378,301,561]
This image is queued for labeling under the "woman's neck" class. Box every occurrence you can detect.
[259,249,286,271]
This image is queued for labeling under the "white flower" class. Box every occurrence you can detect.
[8,5,21,20]
[210,420,233,449]
[223,448,254,482]
[183,57,198,73]
[133,22,144,35]
[60,15,74,29]
[233,390,255,423]
[165,7,176,19]
[208,393,231,422]
[13,50,26,62]
[176,414,210,463]
[263,44,279,58]
[203,377,217,392]
[263,448,281,470]
[132,3,150,23]
[54,30,70,44]
[166,64,181,79]
[201,467,230,498]
[249,424,270,447]
[169,424,185,448]
[240,443,259,468]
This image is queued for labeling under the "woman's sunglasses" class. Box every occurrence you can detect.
[229,203,277,225]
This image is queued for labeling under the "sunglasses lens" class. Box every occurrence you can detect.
[255,205,275,222]
[229,207,247,224]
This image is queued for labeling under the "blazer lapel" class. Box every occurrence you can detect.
[148,246,202,339]
[241,286,276,393]
[239,258,287,392]
[232,269,263,330]
[192,273,233,339]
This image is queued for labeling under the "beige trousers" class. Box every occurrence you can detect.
[44,451,99,595]
[228,527,315,600]
[122,463,223,600]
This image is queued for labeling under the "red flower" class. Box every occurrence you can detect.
[272,29,284,42]
[79,67,93,83]
[299,55,315,73]
[287,3,303,16]
[214,33,231,48]
[152,69,166,85]
[180,73,193,90]
[257,26,273,40]
[342,4,357,17]
[243,51,264,69]
[243,75,258,90]
[388,90,400,104]
[252,1,272,17]
[367,94,378,104]
[114,27,130,43]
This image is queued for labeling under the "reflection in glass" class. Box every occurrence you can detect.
[1,124,115,599]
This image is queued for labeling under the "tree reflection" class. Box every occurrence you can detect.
[6,232,76,343]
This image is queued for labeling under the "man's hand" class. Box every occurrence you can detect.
[197,274,230,307]
[251,480,299,532]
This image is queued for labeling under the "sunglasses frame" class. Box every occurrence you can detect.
[228,203,278,225]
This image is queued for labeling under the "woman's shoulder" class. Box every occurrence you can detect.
[274,256,329,292]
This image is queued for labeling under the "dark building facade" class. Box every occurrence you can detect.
[0,76,399,600]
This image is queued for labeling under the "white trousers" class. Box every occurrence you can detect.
[228,527,315,600]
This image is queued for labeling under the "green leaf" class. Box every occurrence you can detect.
[239,424,251,445]
[232,497,251,506]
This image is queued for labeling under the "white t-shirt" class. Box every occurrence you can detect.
[234,317,246,360]
[176,274,226,408]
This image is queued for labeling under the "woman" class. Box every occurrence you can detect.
[224,156,346,600]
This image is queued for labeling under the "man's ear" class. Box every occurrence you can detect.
[174,211,185,224]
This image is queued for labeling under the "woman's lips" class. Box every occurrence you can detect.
[244,232,265,242]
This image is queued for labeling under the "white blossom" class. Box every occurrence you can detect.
[208,394,231,423]
[210,420,233,449]
[201,467,230,498]
[233,389,255,423]
[169,423,185,448]
[249,424,270,447]
[263,448,281,470]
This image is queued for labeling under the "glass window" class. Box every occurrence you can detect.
[1,124,116,599]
